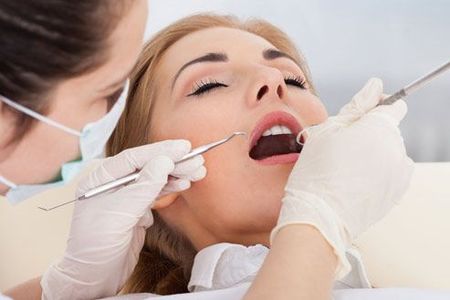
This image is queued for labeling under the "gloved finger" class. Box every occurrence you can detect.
[337,78,383,122]
[115,155,175,214]
[136,155,175,187]
[101,139,191,179]
[159,178,191,197]
[183,166,207,182]
[171,155,205,178]
[172,166,206,182]
[76,162,116,198]
[298,118,342,145]
[77,140,190,196]
[367,99,408,127]
[75,155,176,220]
[111,155,175,206]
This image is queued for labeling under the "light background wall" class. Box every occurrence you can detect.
[144,0,450,162]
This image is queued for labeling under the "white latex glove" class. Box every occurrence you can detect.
[271,78,414,279]
[41,140,206,300]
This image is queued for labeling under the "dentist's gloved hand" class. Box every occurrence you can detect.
[41,140,206,300]
[271,78,414,279]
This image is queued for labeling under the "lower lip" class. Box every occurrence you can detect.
[254,153,300,165]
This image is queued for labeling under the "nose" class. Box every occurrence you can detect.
[248,66,287,106]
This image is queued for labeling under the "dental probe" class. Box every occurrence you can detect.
[379,60,450,105]
[38,132,246,211]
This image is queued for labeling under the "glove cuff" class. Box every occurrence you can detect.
[270,191,352,279]
[41,263,77,300]
[41,261,115,300]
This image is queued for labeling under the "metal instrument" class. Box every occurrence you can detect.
[38,131,246,211]
[379,60,450,105]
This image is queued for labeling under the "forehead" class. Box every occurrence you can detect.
[160,27,277,75]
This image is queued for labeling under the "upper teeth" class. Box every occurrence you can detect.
[262,125,292,136]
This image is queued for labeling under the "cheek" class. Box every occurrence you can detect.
[152,99,242,147]
[291,94,328,126]
[306,99,328,124]
[0,122,80,186]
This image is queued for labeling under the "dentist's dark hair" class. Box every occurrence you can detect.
[0,0,132,143]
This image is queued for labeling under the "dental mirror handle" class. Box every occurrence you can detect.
[379,60,450,105]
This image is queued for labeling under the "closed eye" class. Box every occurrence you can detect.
[187,79,228,97]
[284,75,306,89]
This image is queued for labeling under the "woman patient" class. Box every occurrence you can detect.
[107,14,370,295]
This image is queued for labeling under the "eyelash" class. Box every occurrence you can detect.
[284,75,307,89]
[187,75,307,97]
[187,79,228,97]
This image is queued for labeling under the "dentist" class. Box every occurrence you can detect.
[0,0,197,298]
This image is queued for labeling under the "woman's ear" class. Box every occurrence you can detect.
[151,193,179,210]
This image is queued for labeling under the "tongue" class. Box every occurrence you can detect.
[249,134,302,160]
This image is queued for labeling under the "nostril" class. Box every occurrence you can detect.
[277,85,283,98]
[257,85,269,101]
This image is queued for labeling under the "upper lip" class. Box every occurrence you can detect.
[249,110,302,151]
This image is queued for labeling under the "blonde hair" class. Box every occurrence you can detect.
[107,13,315,295]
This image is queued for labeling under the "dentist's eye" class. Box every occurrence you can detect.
[284,75,306,90]
[188,79,228,97]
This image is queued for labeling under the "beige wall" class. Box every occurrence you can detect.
[0,182,75,291]
[1,162,450,291]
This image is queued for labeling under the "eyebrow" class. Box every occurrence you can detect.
[263,48,298,65]
[172,52,228,89]
[171,48,299,89]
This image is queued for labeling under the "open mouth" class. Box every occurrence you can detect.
[249,111,303,164]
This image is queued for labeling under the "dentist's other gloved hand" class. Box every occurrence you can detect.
[271,78,414,279]
[41,140,206,300]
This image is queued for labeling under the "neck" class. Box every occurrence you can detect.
[159,204,271,252]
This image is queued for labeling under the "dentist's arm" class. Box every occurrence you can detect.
[41,140,206,300]
[246,225,337,300]
[245,78,414,300]
[6,140,206,300]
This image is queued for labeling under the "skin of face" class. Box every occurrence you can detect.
[0,0,148,194]
[150,27,329,250]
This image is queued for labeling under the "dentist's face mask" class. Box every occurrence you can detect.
[0,80,129,204]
